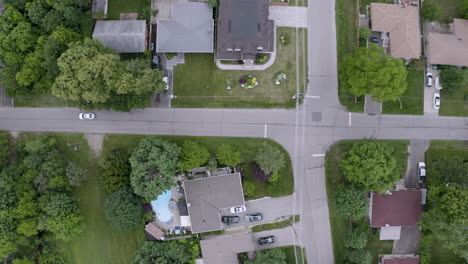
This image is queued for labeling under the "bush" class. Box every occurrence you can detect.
[419,234,433,264]
[334,185,369,218]
[252,162,269,182]
[165,53,177,60]
[65,161,87,187]
[255,54,267,64]
[267,181,280,197]
[0,132,10,168]
[179,141,210,172]
[104,187,142,230]
[344,226,368,249]
[99,150,131,195]
[216,144,242,168]
[242,180,256,198]
[421,3,442,22]
[359,27,371,40]
[440,66,464,94]
[345,249,372,264]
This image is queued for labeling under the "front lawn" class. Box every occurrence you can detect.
[55,133,141,264]
[325,140,409,264]
[439,71,468,117]
[172,28,307,108]
[14,94,78,108]
[103,135,294,199]
[336,0,365,112]
[107,0,149,20]
[382,68,424,115]
[252,215,300,232]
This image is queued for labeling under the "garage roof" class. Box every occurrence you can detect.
[371,190,421,227]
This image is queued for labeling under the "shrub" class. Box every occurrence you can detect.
[267,181,280,197]
[216,144,242,168]
[359,27,371,40]
[334,184,369,218]
[179,141,210,172]
[344,226,368,249]
[99,150,131,195]
[252,162,269,182]
[345,249,372,264]
[104,187,142,230]
[242,180,256,198]
[419,234,433,264]
[421,3,442,22]
[255,54,267,64]
[65,161,87,187]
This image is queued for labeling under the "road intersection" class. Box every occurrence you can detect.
[0,0,467,263]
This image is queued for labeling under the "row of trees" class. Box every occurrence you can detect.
[333,139,403,264]
[419,148,468,263]
[0,134,86,263]
[130,239,200,264]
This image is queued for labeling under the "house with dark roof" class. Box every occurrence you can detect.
[92,20,147,53]
[216,0,274,63]
[370,190,422,240]
[182,173,245,234]
[156,2,214,53]
[380,254,420,264]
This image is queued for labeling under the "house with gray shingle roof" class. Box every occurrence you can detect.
[92,20,147,53]
[156,2,214,53]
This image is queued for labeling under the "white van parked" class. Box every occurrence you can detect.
[435,77,443,90]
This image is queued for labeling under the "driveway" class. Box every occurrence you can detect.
[269,6,308,28]
[221,195,294,230]
[423,68,440,116]
[200,226,296,264]
[404,140,429,188]
[365,95,382,115]
[392,226,421,254]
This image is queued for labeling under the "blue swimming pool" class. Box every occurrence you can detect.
[151,190,173,223]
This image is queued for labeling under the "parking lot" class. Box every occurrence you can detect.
[219,195,294,230]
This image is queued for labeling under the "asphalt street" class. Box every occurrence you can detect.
[0,0,468,263]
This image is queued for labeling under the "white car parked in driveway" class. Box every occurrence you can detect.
[230,206,246,214]
[426,72,433,87]
[433,93,440,110]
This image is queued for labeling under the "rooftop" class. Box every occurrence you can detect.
[371,190,421,227]
[427,19,468,67]
[216,0,274,61]
[183,173,244,233]
[92,20,147,53]
[156,2,214,53]
[371,3,421,59]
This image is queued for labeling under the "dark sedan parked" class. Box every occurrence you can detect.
[245,213,263,222]
[221,216,240,225]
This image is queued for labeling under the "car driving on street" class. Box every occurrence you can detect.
[79,113,95,120]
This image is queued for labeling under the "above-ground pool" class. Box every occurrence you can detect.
[151,190,173,223]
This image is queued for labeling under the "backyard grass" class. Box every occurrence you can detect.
[282,245,307,264]
[252,215,300,232]
[336,0,365,112]
[431,242,465,264]
[54,133,141,264]
[382,69,424,115]
[107,0,149,20]
[325,140,409,264]
[439,71,468,117]
[172,28,307,108]
[425,0,464,19]
[103,134,294,199]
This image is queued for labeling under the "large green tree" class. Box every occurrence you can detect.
[255,142,286,175]
[334,185,368,218]
[99,150,131,195]
[129,137,180,201]
[216,144,242,168]
[440,66,465,94]
[130,240,196,264]
[345,249,372,264]
[104,187,142,230]
[179,140,211,171]
[344,226,368,249]
[340,43,408,102]
[340,139,399,192]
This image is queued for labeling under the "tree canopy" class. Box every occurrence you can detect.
[179,140,210,171]
[130,240,198,264]
[246,248,286,264]
[99,150,131,195]
[129,137,180,201]
[104,187,142,230]
[340,139,399,192]
[52,38,166,111]
[420,3,442,22]
[216,144,242,168]
[255,142,286,175]
[340,43,408,102]
[334,185,369,218]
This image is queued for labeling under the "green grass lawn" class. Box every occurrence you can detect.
[439,71,468,117]
[14,94,78,108]
[431,242,465,264]
[103,134,294,199]
[54,133,141,264]
[382,68,424,115]
[325,140,409,264]
[336,0,365,112]
[282,245,307,264]
[172,28,307,108]
[425,0,463,19]
[252,215,300,232]
[107,0,149,20]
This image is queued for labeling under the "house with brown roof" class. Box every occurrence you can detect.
[427,18,468,67]
[370,3,421,59]
[380,255,420,264]
[370,190,422,240]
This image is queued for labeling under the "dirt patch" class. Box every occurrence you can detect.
[85,133,105,157]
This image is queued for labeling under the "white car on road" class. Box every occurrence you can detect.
[230,206,246,214]
[79,113,95,120]
[433,93,440,110]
